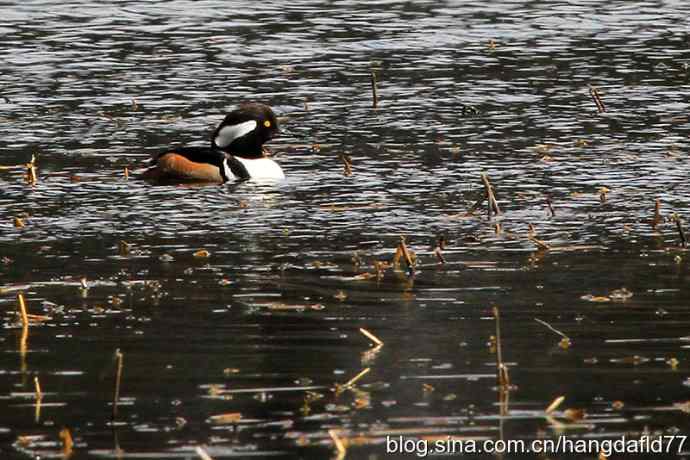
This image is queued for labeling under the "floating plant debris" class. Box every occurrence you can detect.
[2,3,690,459]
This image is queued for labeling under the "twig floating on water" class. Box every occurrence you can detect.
[34,376,42,401]
[195,446,215,460]
[434,236,446,264]
[213,384,327,395]
[26,154,38,184]
[589,86,606,113]
[118,240,131,256]
[493,306,510,388]
[534,318,570,340]
[112,349,123,420]
[329,429,347,457]
[339,154,353,176]
[34,376,43,423]
[527,224,551,250]
[359,327,384,347]
[652,198,662,229]
[397,236,415,272]
[374,260,389,280]
[208,412,241,424]
[599,187,609,203]
[371,69,378,109]
[673,213,687,247]
[545,195,555,217]
[17,292,29,328]
[545,395,565,414]
[340,367,371,391]
[465,193,487,217]
[60,427,74,458]
[481,173,501,217]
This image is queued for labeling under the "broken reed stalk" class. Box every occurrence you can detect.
[599,187,609,203]
[465,193,487,216]
[59,427,74,457]
[652,198,661,229]
[673,213,687,247]
[1,156,37,184]
[481,173,501,217]
[545,195,555,217]
[329,429,347,456]
[589,86,606,113]
[34,376,43,401]
[118,240,131,256]
[434,246,446,264]
[195,446,215,460]
[492,306,510,388]
[528,235,551,251]
[370,70,378,109]
[527,223,551,250]
[342,367,370,390]
[545,395,565,414]
[19,322,28,376]
[339,154,353,176]
[17,292,29,328]
[112,349,123,420]
[397,236,415,271]
[27,155,38,184]
[34,376,43,422]
[434,235,447,264]
[534,318,569,340]
[359,327,384,347]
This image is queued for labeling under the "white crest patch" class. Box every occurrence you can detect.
[214,120,257,148]
[236,157,285,180]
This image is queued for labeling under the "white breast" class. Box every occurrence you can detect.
[236,157,285,180]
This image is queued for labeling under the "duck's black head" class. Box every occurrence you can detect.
[211,103,279,159]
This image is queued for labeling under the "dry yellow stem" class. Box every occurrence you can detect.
[370,70,378,109]
[359,328,384,347]
[193,249,211,258]
[208,412,241,424]
[113,349,123,419]
[341,367,370,390]
[545,395,565,414]
[34,376,42,400]
[398,236,415,269]
[329,429,347,455]
[195,446,214,460]
[17,293,29,328]
[59,427,73,457]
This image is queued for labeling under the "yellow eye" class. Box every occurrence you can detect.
[263,120,271,128]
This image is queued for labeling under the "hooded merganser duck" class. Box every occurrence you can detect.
[143,102,284,183]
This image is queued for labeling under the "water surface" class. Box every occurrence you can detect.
[2,1,690,459]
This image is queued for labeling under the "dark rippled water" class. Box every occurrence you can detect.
[2,1,690,459]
